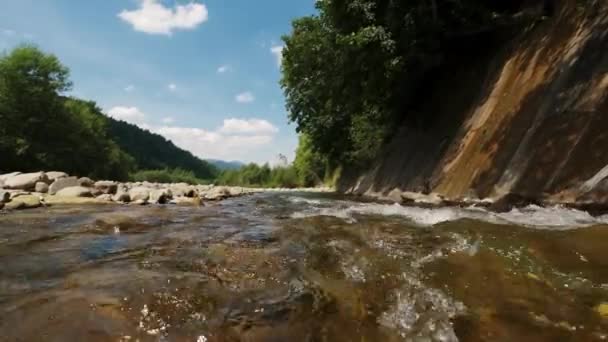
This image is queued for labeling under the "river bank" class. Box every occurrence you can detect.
[0,171,333,211]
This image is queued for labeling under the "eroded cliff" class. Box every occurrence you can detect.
[340,1,608,206]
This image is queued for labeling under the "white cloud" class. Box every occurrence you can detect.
[2,29,15,36]
[124,85,135,92]
[107,106,147,126]
[162,116,175,124]
[235,91,255,103]
[270,45,284,67]
[168,83,177,91]
[217,65,231,73]
[118,0,208,36]
[105,105,279,162]
[219,118,278,134]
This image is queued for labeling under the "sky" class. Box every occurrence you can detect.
[0,0,317,164]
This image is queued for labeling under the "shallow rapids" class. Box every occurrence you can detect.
[1,192,608,341]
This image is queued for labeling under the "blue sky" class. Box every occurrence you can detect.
[0,0,317,164]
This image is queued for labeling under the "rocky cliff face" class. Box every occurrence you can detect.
[339,1,608,206]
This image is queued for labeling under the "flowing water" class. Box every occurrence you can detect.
[1,192,608,341]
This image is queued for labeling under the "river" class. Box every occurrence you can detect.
[1,192,608,341]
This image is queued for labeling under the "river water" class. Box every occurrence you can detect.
[1,192,608,341]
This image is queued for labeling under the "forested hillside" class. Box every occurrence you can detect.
[0,45,217,182]
[107,118,217,180]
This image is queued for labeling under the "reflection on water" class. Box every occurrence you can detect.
[1,193,607,341]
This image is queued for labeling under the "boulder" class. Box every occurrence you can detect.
[5,195,42,210]
[94,181,118,194]
[171,185,196,198]
[170,196,202,206]
[96,194,114,202]
[8,190,30,199]
[78,177,94,187]
[0,179,4,189]
[0,191,10,203]
[35,182,49,193]
[203,186,230,200]
[49,177,79,195]
[55,186,93,198]
[113,192,131,203]
[0,172,21,182]
[46,171,68,182]
[129,187,150,202]
[132,199,148,205]
[150,189,171,204]
[4,172,49,190]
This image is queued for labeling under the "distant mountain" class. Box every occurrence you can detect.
[106,118,218,180]
[206,159,245,171]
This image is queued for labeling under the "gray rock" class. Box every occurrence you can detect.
[0,179,4,189]
[113,192,130,203]
[171,185,196,197]
[49,177,79,195]
[35,182,49,193]
[129,187,150,202]
[150,189,171,204]
[0,172,21,182]
[96,194,113,201]
[46,171,69,182]
[0,191,10,203]
[78,177,94,187]
[4,172,49,190]
[203,186,230,200]
[94,181,118,194]
[55,186,93,198]
[8,190,30,199]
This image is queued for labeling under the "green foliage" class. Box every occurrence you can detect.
[107,118,218,180]
[0,45,135,179]
[216,163,300,188]
[281,0,522,166]
[130,168,206,185]
[293,134,327,187]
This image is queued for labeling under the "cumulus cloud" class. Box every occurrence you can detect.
[168,83,177,91]
[124,85,135,92]
[219,118,278,134]
[270,45,284,67]
[107,106,146,126]
[105,106,278,162]
[235,91,254,103]
[118,0,208,35]
[217,65,231,73]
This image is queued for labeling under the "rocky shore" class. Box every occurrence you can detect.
[0,171,332,211]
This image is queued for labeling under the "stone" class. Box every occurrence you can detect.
[8,190,30,199]
[45,171,69,182]
[49,177,79,195]
[170,196,202,206]
[0,172,21,182]
[132,199,148,205]
[94,181,118,194]
[0,191,10,203]
[78,177,94,187]
[35,182,49,193]
[113,192,131,203]
[4,172,49,190]
[129,187,150,202]
[96,194,114,202]
[5,195,42,210]
[0,179,4,189]
[150,189,171,204]
[171,184,196,198]
[55,186,93,198]
[0,202,3,210]
[202,186,230,200]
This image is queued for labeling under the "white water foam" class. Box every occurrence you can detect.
[290,201,608,229]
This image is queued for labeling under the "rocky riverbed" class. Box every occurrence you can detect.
[0,171,332,211]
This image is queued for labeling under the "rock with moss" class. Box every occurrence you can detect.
[5,195,42,210]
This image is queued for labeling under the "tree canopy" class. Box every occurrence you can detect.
[281,0,528,166]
